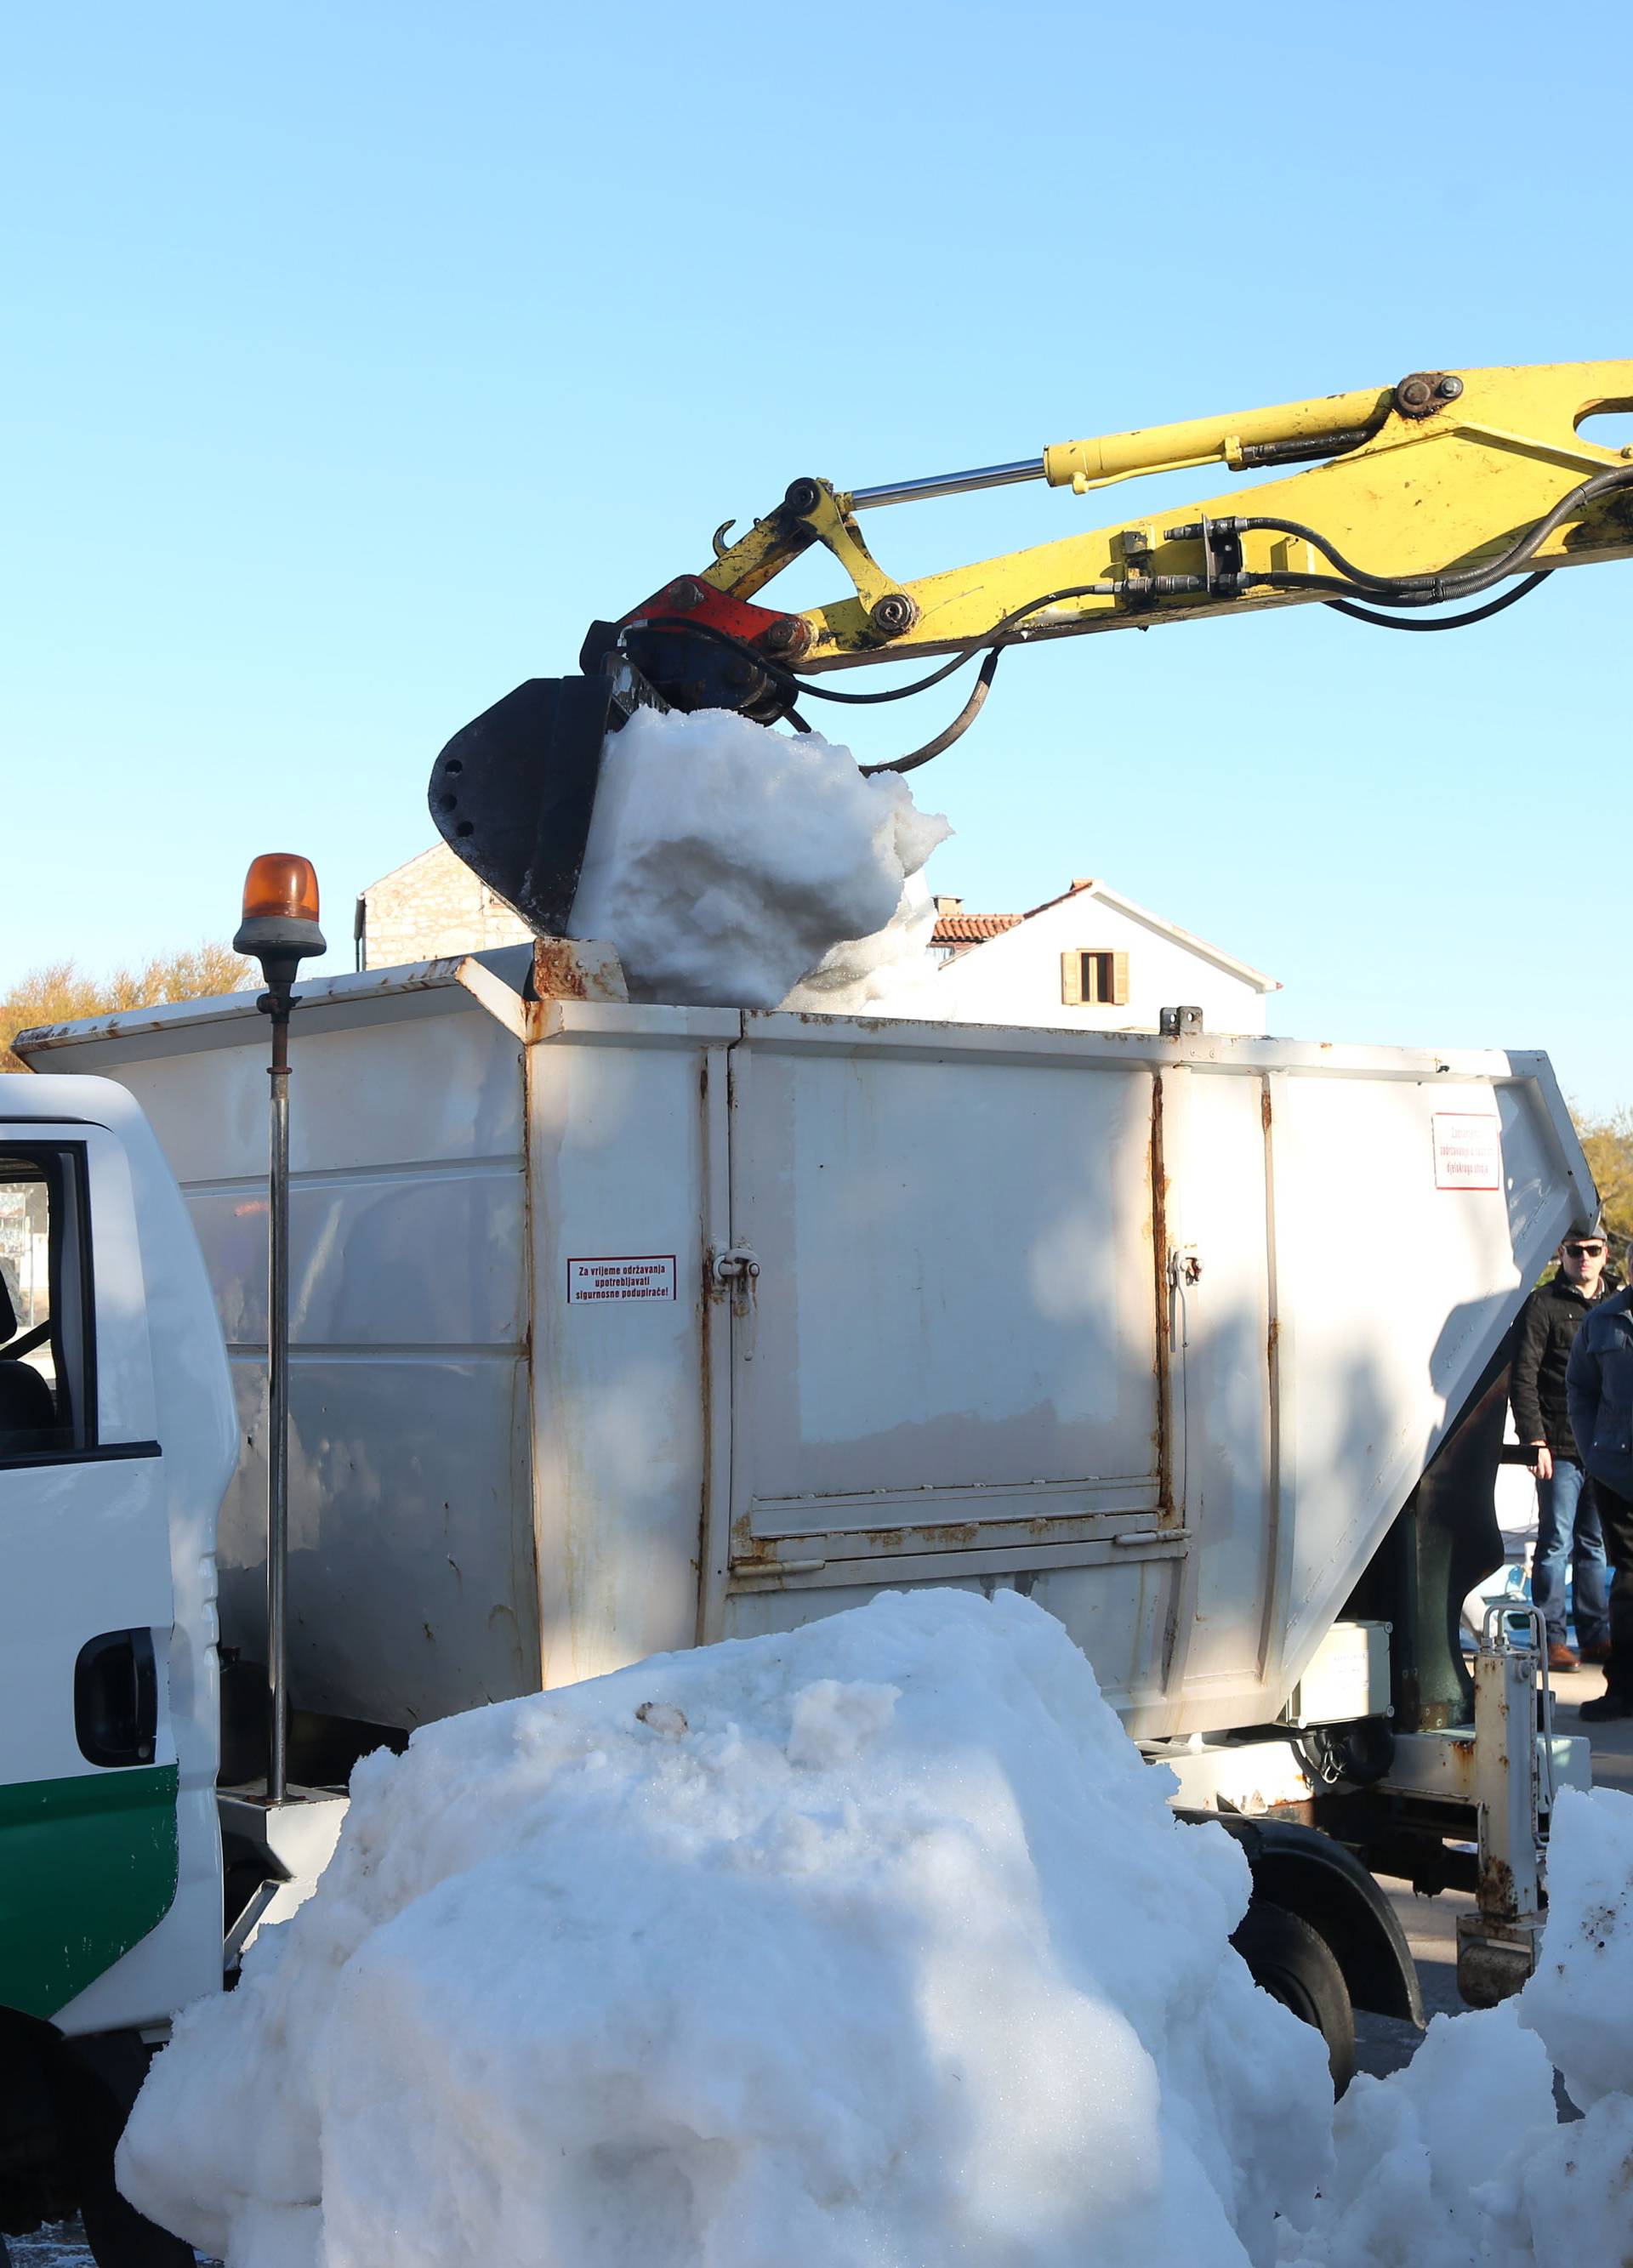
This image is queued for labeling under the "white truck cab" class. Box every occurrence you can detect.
[0,1075,235,2261]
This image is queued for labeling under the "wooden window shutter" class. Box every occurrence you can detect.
[1061,950,1084,1006]
[1111,951,1129,1007]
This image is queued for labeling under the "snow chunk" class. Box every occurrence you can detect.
[1477,2089,1633,2267]
[784,1676,897,1767]
[567,706,949,1009]
[1282,1788,1633,2267]
[1516,1783,1633,2109]
[779,870,942,1017]
[120,1590,1329,2268]
[1277,2003,1556,2266]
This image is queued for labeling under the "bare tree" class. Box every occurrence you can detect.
[1573,1105,1633,1257]
[1,943,254,1072]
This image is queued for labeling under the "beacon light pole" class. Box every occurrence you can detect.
[233,855,326,1805]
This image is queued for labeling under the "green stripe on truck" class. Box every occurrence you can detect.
[0,1765,180,2019]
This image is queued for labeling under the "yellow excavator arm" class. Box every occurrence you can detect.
[430,360,1633,935]
[694,359,1633,668]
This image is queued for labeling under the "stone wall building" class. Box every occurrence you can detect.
[356,843,532,970]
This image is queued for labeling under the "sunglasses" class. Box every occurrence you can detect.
[1564,1242,1606,1257]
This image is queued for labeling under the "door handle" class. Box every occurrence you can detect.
[74,1629,158,1768]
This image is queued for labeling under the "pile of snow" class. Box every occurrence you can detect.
[120,1590,1331,2267]
[1281,1784,1633,2268]
[567,706,949,1009]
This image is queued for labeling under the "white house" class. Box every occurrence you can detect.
[356,846,1280,1036]
[925,877,1280,1036]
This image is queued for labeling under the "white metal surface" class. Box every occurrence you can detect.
[22,961,1596,1744]
[218,1788,349,1951]
[1283,1619,1391,1728]
[1155,1735,1318,1816]
[28,969,543,1729]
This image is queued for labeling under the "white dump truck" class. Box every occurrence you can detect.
[1,946,1596,2256]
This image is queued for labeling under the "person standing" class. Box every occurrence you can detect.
[1567,1242,1633,1721]
[1511,1220,1615,1669]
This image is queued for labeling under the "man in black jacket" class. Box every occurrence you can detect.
[1511,1220,1615,1670]
[1568,1251,1633,1719]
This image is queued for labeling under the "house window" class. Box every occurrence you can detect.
[1061,949,1129,1008]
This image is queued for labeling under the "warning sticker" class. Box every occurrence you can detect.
[1432,1114,1503,1192]
[566,1254,678,1305]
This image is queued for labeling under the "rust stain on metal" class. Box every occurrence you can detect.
[1150,1072,1173,1520]
[729,1514,770,1567]
[533,939,595,1000]
[516,1045,544,1693]
[694,1056,717,1646]
[1260,1083,1273,1133]
[1479,1851,1517,1918]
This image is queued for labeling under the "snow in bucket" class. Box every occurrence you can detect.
[566,706,949,1010]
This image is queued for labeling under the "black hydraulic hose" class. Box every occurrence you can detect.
[631,614,977,705]
[860,647,1002,774]
[1323,570,1551,631]
[1236,460,1633,604]
[633,582,1117,708]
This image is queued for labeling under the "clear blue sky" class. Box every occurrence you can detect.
[5,3,1630,1114]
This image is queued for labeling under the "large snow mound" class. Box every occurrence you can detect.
[567,705,949,1009]
[119,1589,1330,2268]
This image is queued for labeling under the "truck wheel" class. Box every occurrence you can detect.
[1232,1900,1356,2096]
[67,2065,194,2268]
[79,2174,196,2268]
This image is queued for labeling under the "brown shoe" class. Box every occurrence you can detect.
[1578,1640,1613,1664]
[1548,1642,1580,1671]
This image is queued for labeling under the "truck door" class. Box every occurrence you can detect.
[714,1026,1182,1698]
[0,1128,180,2022]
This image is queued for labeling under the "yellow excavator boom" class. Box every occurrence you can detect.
[708,360,1633,667]
[430,360,1633,935]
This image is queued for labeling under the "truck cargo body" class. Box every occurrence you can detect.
[23,948,1596,1747]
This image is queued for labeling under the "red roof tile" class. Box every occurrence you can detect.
[932,912,1022,945]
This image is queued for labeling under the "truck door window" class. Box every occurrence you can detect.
[0,1148,91,1458]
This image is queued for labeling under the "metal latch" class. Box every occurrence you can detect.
[1167,1244,1201,1350]
[710,1246,761,1360]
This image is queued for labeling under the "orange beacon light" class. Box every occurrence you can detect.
[233,853,327,992]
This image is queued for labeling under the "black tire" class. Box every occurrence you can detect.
[80,2180,196,2268]
[1232,1899,1356,2097]
[61,2049,194,2268]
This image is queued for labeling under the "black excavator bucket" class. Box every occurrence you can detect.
[428,667,657,938]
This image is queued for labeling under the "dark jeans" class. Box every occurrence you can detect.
[1597,1480,1633,1698]
[1533,1459,1610,1648]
